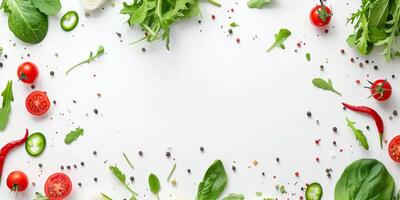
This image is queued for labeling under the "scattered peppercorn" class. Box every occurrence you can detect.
[332,127,337,133]
[130,176,135,182]
[139,151,143,156]
[93,151,97,156]
[50,71,54,76]
[38,163,42,168]
[232,166,236,171]
[67,165,71,170]
[93,109,98,114]
[187,169,191,174]
[393,110,398,116]
[78,182,82,187]
[373,65,378,70]
[275,157,280,162]
[60,165,64,170]
[200,146,205,152]
[166,151,171,158]
[306,111,312,117]
[94,177,98,182]
[81,162,85,166]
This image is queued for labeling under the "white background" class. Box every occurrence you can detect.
[1,0,400,199]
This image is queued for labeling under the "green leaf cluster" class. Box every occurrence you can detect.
[120,0,200,49]
[348,0,400,61]
[0,0,60,44]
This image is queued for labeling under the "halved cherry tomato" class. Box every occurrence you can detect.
[45,173,72,200]
[26,91,50,116]
[6,171,29,192]
[310,0,332,27]
[17,62,39,84]
[366,79,392,102]
[389,135,400,162]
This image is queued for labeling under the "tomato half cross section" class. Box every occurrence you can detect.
[45,173,72,200]
[389,135,400,163]
[26,91,50,116]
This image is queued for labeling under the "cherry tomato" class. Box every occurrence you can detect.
[389,135,400,162]
[6,171,29,192]
[368,79,392,102]
[45,173,72,200]
[26,91,50,116]
[310,1,332,27]
[17,62,39,84]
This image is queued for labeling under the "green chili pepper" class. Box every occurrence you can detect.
[60,11,79,32]
[25,132,46,157]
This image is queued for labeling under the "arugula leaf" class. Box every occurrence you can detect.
[247,0,271,8]
[100,193,113,200]
[0,81,13,131]
[312,78,341,96]
[346,117,369,150]
[148,173,161,199]
[222,193,244,200]
[279,185,287,194]
[121,0,199,49]
[66,45,104,75]
[34,192,49,200]
[196,160,227,200]
[267,28,291,52]
[64,127,84,144]
[109,165,138,196]
[2,0,48,44]
[31,0,61,16]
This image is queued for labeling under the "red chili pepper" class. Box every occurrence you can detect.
[0,129,28,182]
[342,103,384,148]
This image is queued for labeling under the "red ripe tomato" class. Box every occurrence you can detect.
[17,62,39,84]
[26,91,50,116]
[45,173,72,200]
[368,79,392,102]
[6,171,29,192]
[310,1,332,27]
[389,135,400,162]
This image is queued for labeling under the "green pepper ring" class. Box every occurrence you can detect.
[25,132,46,157]
[60,11,79,32]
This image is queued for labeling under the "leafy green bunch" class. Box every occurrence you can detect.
[121,0,200,49]
[0,0,61,44]
[347,0,400,61]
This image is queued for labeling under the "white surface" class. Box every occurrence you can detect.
[0,0,400,199]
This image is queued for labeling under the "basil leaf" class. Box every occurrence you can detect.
[222,193,244,200]
[64,127,84,144]
[0,81,13,131]
[247,0,271,8]
[335,159,395,200]
[31,0,61,16]
[345,117,369,150]
[6,0,48,43]
[196,160,227,200]
[148,173,161,196]
[312,78,341,96]
[267,28,291,52]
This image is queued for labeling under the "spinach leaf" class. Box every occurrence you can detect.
[335,158,395,200]
[5,0,48,44]
[312,78,341,96]
[64,127,84,144]
[222,193,244,200]
[267,28,291,52]
[247,0,271,9]
[31,0,61,16]
[345,117,369,150]
[148,173,160,199]
[196,160,227,200]
[0,81,13,131]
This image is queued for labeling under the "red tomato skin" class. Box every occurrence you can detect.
[6,171,29,192]
[370,79,392,102]
[17,62,39,84]
[310,5,332,27]
[389,135,400,163]
[45,173,72,200]
[25,91,50,116]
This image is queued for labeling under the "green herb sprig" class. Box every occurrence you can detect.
[312,78,341,96]
[66,45,104,75]
[64,127,84,144]
[346,117,369,150]
[0,81,13,131]
[267,28,291,52]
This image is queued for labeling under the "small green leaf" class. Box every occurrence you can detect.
[306,53,311,61]
[123,152,135,170]
[109,165,126,184]
[167,163,176,182]
[34,192,49,200]
[222,193,244,200]
[279,185,287,194]
[247,0,271,8]
[100,193,113,200]
[64,127,84,144]
[267,28,291,52]
[149,173,161,196]
[0,80,13,131]
[312,78,341,96]
[229,22,239,27]
[256,192,263,196]
[346,117,369,150]
[66,45,105,75]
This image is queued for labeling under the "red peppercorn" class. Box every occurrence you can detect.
[236,38,240,43]
[315,157,320,162]
[295,172,300,177]
[211,15,216,20]
[356,80,361,84]
[315,139,320,145]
